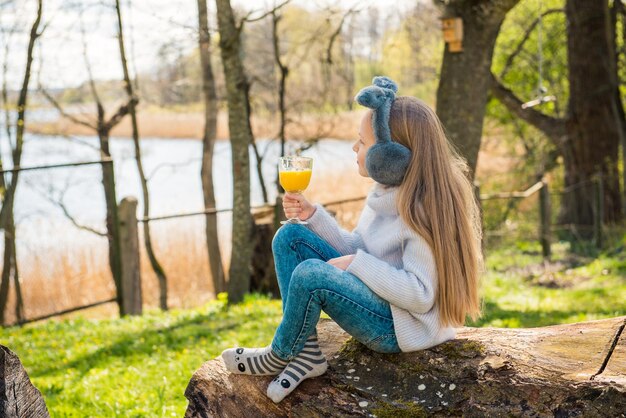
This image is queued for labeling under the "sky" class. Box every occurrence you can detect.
[1,0,416,90]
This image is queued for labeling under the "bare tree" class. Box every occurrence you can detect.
[114,0,169,310]
[197,0,225,296]
[40,5,139,316]
[0,0,42,325]
[215,0,255,304]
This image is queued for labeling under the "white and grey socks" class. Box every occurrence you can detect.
[221,345,288,376]
[266,336,328,403]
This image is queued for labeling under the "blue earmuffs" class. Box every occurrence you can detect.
[355,76,411,186]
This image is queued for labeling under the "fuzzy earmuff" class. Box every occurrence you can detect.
[354,76,411,186]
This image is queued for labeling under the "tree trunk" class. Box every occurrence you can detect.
[435,0,520,179]
[489,0,625,228]
[0,345,50,417]
[610,0,626,213]
[97,125,123,316]
[0,0,42,325]
[197,0,226,296]
[185,317,626,417]
[215,0,254,304]
[115,0,168,310]
[563,0,623,226]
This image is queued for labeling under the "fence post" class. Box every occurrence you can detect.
[539,181,551,259]
[593,172,604,249]
[119,196,142,315]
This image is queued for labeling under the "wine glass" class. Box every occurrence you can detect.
[279,156,313,225]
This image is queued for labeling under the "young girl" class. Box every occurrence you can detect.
[221,76,483,403]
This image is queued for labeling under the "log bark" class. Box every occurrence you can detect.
[0,345,50,418]
[185,317,626,417]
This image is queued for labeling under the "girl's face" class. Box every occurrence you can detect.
[353,111,376,177]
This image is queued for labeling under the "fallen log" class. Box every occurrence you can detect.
[1,345,50,418]
[185,316,626,417]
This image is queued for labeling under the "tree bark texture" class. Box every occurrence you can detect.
[435,0,520,179]
[563,0,623,225]
[197,0,226,296]
[0,345,50,418]
[115,0,169,310]
[185,317,626,417]
[215,0,254,304]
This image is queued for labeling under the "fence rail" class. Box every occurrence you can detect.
[0,157,113,174]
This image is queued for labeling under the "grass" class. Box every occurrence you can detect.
[470,240,626,328]
[3,240,625,416]
[3,293,283,417]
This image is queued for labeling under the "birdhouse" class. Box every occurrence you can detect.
[441,17,463,53]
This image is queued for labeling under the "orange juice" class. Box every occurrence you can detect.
[279,169,312,192]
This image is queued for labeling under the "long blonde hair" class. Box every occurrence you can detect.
[388,96,483,327]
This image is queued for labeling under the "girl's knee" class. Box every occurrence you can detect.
[272,223,307,253]
[290,259,332,290]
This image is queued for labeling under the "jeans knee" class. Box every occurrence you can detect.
[272,223,305,254]
[290,259,331,291]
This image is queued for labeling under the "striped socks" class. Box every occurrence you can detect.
[221,345,288,376]
[266,336,328,403]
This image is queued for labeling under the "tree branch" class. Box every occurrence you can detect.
[489,72,567,148]
[237,0,291,32]
[499,8,564,79]
[39,88,97,130]
[24,177,106,237]
[325,7,361,65]
[103,97,138,131]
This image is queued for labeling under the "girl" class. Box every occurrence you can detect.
[221,76,483,403]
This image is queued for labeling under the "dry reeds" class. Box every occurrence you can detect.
[27,107,364,142]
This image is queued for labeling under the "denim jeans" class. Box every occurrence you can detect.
[270,223,401,360]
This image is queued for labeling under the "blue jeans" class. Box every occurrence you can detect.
[270,223,401,360]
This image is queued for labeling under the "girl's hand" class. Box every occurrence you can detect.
[327,255,355,271]
[283,192,316,221]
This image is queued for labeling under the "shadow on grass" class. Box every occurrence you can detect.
[30,306,265,380]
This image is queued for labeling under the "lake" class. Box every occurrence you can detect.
[11,132,356,260]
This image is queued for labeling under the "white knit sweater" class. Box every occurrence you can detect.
[306,182,456,352]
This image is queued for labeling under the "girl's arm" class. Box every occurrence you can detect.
[282,192,365,255]
[304,203,365,255]
[345,233,437,314]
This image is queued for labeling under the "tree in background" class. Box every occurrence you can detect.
[215,0,254,304]
[434,0,521,178]
[491,0,624,227]
[197,0,225,296]
[0,0,42,325]
[115,0,169,310]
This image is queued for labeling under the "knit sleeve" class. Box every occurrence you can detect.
[305,203,364,255]
[345,233,437,313]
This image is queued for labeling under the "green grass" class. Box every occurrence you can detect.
[2,242,625,416]
[2,294,284,417]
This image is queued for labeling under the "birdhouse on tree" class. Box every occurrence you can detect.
[441,17,463,53]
